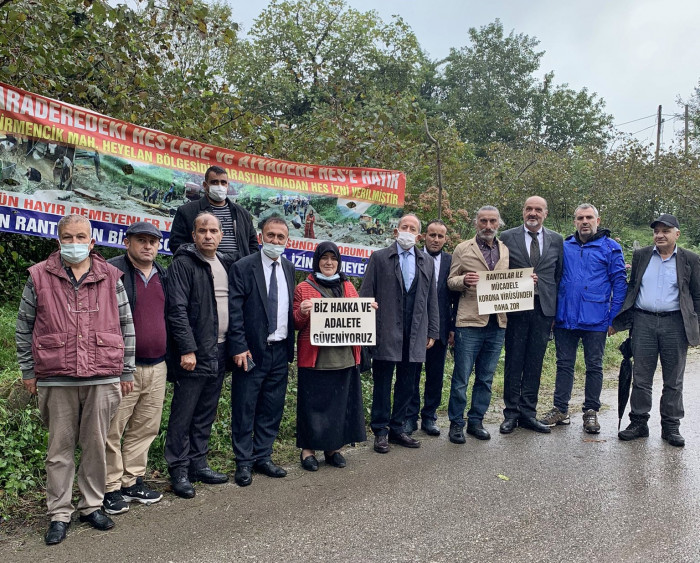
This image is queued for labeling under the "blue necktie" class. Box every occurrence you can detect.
[401,251,411,289]
[268,261,278,335]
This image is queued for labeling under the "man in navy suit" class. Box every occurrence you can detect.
[499,196,563,434]
[228,216,295,487]
[405,220,457,437]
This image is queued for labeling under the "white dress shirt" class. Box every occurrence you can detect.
[261,252,289,341]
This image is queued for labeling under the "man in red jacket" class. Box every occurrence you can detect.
[16,214,135,545]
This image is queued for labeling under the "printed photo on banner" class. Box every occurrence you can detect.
[309,298,376,346]
[476,268,535,314]
[0,82,405,276]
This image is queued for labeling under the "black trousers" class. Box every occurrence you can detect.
[371,357,420,436]
[502,298,552,420]
[230,340,289,466]
[406,339,448,423]
[165,343,226,473]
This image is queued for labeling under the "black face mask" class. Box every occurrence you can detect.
[426,248,442,257]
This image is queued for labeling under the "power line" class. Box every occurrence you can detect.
[629,122,658,136]
[614,114,656,127]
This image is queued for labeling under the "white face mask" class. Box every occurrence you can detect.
[262,242,285,259]
[396,231,416,251]
[207,184,227,202]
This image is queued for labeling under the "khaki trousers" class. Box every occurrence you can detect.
[38,383,121,522]
[105,362,167,491]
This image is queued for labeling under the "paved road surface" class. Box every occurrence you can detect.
[6,356,700,562]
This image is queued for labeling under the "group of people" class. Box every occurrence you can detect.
[16,166,700,547]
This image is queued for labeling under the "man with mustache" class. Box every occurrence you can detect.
[539,203,627,434]
[447,206,509,443]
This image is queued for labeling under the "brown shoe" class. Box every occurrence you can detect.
[388,431,421,448]
[374,434,389,454]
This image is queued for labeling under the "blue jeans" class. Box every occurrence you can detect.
[553,328,607,413]
[448,324,505,427]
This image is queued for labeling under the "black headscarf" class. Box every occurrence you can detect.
[312,241,346,297]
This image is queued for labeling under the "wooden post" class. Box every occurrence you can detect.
[655,104,662,164]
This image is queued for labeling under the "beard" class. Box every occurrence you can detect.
[477,228,498,241]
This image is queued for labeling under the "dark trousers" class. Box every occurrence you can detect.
[231,341,289,466]
[406,339,448,423]
[165,343,226,473]
[503,299,552,419]
[553,328,606,413]
[371,358,420,436]
[630,310,687,429]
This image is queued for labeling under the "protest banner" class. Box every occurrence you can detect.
[0,82,406,276]
[476,268,535,314]
[309,298,376,346]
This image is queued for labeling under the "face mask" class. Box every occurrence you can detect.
[315,272,340,282]
[396,231,416,250]
[60,243,91,264]
[262,242,285,259]
[207,184,227,202]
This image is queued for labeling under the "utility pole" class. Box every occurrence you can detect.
[655,104,662,164]
[424,117,443,221]
[685,104,689,157]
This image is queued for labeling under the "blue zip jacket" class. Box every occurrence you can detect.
[555,229,627,332]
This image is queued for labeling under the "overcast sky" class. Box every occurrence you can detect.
[226,0,700,148]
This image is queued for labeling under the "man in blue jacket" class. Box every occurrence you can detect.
[539,203,627,433]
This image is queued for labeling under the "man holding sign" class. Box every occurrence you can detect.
[447,206,510,443]
[499,196,563,434]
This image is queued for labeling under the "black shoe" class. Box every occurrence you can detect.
[253,460,287,478]
[403,419,418,434]
[189,466,229,484]
[661,428,685,447]
[45,521,69,545]
[324,451,346,468]
[374,434,389,454]
[466,422,491,440]
[234,465,253,487]
[518,416,551,434]
[78,509,115,531]
[388,432,421,448]
[170,473,195,499]
[300,452,319,472]
[618,420,649,441]
[499,417,518,434]
[449,422,466,444]
[421,419,441,436]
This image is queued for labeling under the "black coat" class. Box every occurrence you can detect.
[166,244,234,380]
[227,252,296,366]
[169,197,260,257]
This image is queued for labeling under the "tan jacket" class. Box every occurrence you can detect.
[447,237,510,328]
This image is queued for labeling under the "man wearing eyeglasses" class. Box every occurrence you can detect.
[169,165,259,259]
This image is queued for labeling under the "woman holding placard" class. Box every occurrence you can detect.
[294,241,368,471]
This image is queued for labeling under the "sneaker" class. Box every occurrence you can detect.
[618,420,649,441]
[539,406,571,427]
[121,476,163,505]
[583,409,601,434]
[102,491,129,515]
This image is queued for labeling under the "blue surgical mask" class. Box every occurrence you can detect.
[262,242,285,259]
[60,243,91,264]
[315,272,340,282]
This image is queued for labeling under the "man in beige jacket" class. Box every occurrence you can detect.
[447,206,509,443]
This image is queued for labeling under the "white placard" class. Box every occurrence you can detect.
[309,298,376,346]
[476,268,535,314]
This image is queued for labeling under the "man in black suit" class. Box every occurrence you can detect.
[613,214,700,447]
[405,220,457,437]
[228,216,295,486]
[169,165,259,259]
[359,214,439,454]
[499,196,563,434]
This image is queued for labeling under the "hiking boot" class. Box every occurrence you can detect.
[661,428,685,447]
[449,422,466,444]
[538,406,570,427]
[618,420,649,441]
[583,409,600,434]
[121,476,163,505]
[102,491,129,515]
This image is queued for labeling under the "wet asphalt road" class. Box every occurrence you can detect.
[6,356,700,563]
